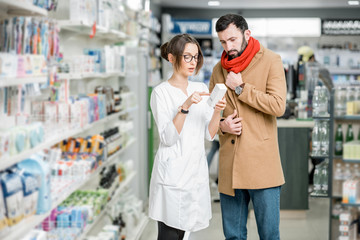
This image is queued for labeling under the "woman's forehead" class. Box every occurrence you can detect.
[183,43,198,53]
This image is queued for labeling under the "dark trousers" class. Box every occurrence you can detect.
[157,221,185,240]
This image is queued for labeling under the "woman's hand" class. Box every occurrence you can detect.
[182,91,210,110]
[214,97,226,112]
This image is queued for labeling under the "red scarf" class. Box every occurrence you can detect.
[221,37,260,73]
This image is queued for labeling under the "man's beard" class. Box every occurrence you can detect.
[227,37,248,60]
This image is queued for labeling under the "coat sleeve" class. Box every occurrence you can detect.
[150,89,180,147]
[238,54,286,117]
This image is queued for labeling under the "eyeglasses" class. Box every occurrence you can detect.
[183,54,200,63]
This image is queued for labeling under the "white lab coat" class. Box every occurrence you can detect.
[149,80,214,232]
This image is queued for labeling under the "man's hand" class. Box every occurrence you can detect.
[220,109,243,135]
[225,72,243,90]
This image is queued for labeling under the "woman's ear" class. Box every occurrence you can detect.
[244,29,251,41]
[168,53,174,64]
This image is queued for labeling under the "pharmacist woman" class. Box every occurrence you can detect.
[149,34,226,240]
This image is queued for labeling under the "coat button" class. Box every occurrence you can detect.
[231,139,235,144]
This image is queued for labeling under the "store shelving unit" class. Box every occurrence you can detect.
[0,107,138,171]
[57,20,129,41]
[78,171,137,240]
[128,216,150,240]
[0,0,48,17]
[57,72,125,81]
[0,75,48,87]
[1,143,136,240]
[309,109,334,199]
[327,89,360,239]
[328,67,360,75]
[1,2,150,239]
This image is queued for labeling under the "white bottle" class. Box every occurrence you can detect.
[333,163,343,197]
[320,121,329,156]
[312,120,321,156]
[343,163,353,181]
[312,86,321,117]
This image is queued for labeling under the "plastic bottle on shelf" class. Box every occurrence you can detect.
[320,159,329,195]
[355,86,360,101]
[333,163,344,197]
[320,121,329,156]
[335,87,347,116]
[343,163,353,181]
[312,86,321,117]
[334,124,344,156]
[346,124,354,142]
[319,86,329,117]
[313,163,322,195]
[312,120,321,156]
[332,202,343,220]
[353,164,360,178]
[346,86,355,103]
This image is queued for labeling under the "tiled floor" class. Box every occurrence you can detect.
[140,179,330,240]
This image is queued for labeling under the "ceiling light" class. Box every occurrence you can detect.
[348,0,359,5]
[208,1,220,6]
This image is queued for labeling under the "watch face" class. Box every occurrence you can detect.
[235,86,242,95]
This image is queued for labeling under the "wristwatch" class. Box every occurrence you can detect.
[178,106,189,114]
[235,83,245,95]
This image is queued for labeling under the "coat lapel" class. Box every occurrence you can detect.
[220,67,237,109]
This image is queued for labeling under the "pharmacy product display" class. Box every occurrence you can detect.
[310,86,331,197]
[0,1,150,239]
[321,88,360,240]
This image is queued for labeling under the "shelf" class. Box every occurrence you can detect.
[2,146,136,240]
[0,75,48,87]
[138,22,161,33]
[341,203,360,207]
[57,72,125,80]
[335,115,360,121]
[79,208,107,240]
[58,20,128,41]
[3,175,97,240]
[332,195,343,199]
[310,155,328,160]
[128,216,149,240]
[310,193,329,198]
[328,68,360,75]
[312,116,331,120]
[78,171,136,239]
[104,138,136,168]
[108,171,136,205]
[0,107,138,171]
[343,159,360,163]
[0,0,48,17]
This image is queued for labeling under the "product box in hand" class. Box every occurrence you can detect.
[208,83,227,108]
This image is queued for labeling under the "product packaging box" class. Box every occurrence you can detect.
[0,53,18,78]
[208,83,227,108]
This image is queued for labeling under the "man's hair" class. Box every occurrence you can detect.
[216,14,248,33]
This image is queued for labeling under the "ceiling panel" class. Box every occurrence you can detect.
[153,0,360,9]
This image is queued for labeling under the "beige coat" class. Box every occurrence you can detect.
[209,44,287,196]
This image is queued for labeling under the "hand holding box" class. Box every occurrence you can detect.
[207,84,227,108]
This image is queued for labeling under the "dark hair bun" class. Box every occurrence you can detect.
[160,42,169,61]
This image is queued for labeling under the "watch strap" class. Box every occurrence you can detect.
[181,108,189,114]
[178,106,189,114]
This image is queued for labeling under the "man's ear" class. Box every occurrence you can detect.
[168,53,174,63]
[244,30,251,41]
